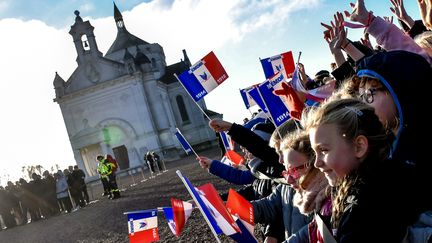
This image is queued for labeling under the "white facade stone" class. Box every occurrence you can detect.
[53,9,218,178]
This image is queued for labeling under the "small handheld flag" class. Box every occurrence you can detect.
[172,198,193,237]
[247,85,268,113]
[240,86,257,109]
[162,199,194,237]
[174,128,197,157]
[162,207,176,236]
[176,51,228,102]
[289,65,335,102]
[257,73,291,127]
[260,51,295,80]
[226,189,254,226]
[226,189,258,243]
[220,132,233,151]
[196,183,240,235]
[176,170,222,243]
[223,150,245,166]
[125,209,159,243]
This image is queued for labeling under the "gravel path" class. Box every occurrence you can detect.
[0,147,253,243]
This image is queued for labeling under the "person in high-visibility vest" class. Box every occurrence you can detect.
[96,155,121,199]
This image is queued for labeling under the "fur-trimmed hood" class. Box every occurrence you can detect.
[357,50,432,169]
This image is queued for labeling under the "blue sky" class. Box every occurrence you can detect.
[0,0,422,183]
[0,0,150,27]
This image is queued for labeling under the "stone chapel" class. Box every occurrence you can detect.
[53,4,219,178]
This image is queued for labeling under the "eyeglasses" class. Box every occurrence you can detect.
[281,164,307,184]
[359,87,386,104]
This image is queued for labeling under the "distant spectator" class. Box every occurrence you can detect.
[55,171,72,213]
[73,165,89,204]
[151,151,164,172]
[144,152,156,175]
[96,155,121,199]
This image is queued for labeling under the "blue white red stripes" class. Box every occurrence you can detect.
[260,51,295,80]
[177,51,228,102]
[127,209,159,243]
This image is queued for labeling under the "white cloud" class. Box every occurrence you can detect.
[0,0,322,183]
[0,0,10,13]
[80,3,95,12]
[87,0,322,63]
[231,0,321,34]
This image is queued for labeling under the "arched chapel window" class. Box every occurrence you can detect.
[176,95,190,122]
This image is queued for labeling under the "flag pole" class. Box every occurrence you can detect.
[255,85,283,139]
[176,170,222,243]
[293,51,304,132]
[174,73,212,121]
[296,51,302,64]
[123,208,158,215]
[176,127,200,159]
[239,88,254,117]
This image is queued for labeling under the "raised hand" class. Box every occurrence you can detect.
[383,16,394,24]
[390,0,415,28]
[360,32,374,50]
[390,0,407,20]
[298,63,305,75]
[321,12,349,52]
[344,0,371,26]
[209,119,233,132]
[417,0,432,30]
[417,0,429,28]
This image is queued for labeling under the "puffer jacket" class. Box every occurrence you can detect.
[357,50,432,230]
[253,184,312,240]
[357,50,432,171]
[366,17,432,64]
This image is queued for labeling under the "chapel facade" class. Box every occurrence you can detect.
[53,4,218,177]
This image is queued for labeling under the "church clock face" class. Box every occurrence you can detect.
[85,63,101,83]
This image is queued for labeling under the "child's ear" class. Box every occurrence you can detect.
[354,135,368,159]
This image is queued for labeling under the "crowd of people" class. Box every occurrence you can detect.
[0,165,88,230]
[0,149,168,231]
[197,0,432,242]
[3,0,432,241]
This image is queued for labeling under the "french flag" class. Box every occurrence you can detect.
[162,198,193,237]
[196,183,241,236]
[240,86,257,109]
[247,85,268,113]
[221,150,245,166]
[260,51,295,80]
[162,207,176,236]
[257,72,291,127]
[177,171,223,236]
[220,132,245,166]
[220,132,233,151]
[127,209,159,243]
[289,65,335,102]
[171,198,193,237]
[174,128,194,155]
[226,189,258,243]
[177,51,228,102]
[177,171,258,242]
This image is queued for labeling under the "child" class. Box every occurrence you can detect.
[279,130,331,243]
[304,98,420,242]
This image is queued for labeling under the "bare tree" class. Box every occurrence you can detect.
[27,165,36,180]
[35,165,43,175]
[21,166,26,179]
